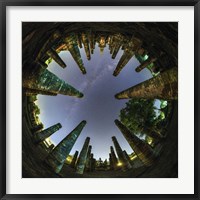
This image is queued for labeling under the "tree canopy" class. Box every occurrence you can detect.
[119,99,157,137]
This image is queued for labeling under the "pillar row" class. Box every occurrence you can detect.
[64,33,86,74]
[113,37,142,76]
[45,120,87,173]
[82,33,91,60]
[115,119,156,166]
[76,137,90,174]
[112,136,132,170]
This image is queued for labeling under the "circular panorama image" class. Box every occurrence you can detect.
[22,22,178,178]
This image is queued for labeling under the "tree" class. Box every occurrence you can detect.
[33,104,40,115]
[119,99,162,140]
[97,158,103,167]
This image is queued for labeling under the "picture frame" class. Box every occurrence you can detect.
[0,0,199,199]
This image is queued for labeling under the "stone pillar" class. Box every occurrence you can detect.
[135,57,157,72]
[48,144,55,152]
[89,32,95,54]
[46,48,66,68]
[85,145,92,171]
[123,150,131,162]
[110,146,118,170]
[77,34,83,48]
[70,150,79,168]
[31,123,44,133]
[113,51,135,76]
[81,33,91,60]
[64,33,86,74]
[76,137,90,174]
[23,64,84,97]
[25,88,57,96]
[111,34,124,59]
[98,36,107,54]
[35,30,62,62]
[112,44,121,59]
[112,136,132,169]
[109,36,114,54]
[90,154,96,172]
[115,119,156,166]
[115,67,178,100]
[34,123,62,143]
[113,37,142,76]
[45,120,87,173]
[143,127,164,140]
[37,60,48,69]
[109,153,114,170]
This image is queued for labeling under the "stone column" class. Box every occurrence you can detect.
[135,57,157,72]
[111,34,124,59]
[109,153,114,170]
[81,33,91,60]
[90,154,96,172]
[109,36,114,54]
[46,48,66,68]
[64,33,86,74]
[45,120,87,173]
[25,88,57,96]
[112,44,121,59]
[34,123,62,143]
[110,146,118,167]
[76,137,90,174]
[115,67,178,100]
[98,36,107,54]
[113,50,135,76]
[31,123,44,133]
[113,37,142,76]
[77,34,83,48]
[112,136,132,169]
[143,127,164,140]
[123,150,131,162]
[115,119,156,166]
[48,144,55,152]
[85,145,92,171]
[70,150,79,168]
[89,32,95,54]
[23,66,84,97]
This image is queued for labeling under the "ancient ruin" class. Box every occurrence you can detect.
[22,22,178,178]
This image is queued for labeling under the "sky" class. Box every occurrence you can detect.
[36,44,152,160]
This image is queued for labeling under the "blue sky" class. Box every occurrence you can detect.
[37,44,152,160]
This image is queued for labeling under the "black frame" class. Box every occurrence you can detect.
[0,0,199,199]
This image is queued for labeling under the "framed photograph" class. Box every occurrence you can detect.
[0,0,199,199]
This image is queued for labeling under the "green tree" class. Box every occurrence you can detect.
[119,99,162,140]
[33,103,40,115]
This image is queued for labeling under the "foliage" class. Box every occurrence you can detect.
[119,99,157,136]
[33,103,40,115]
